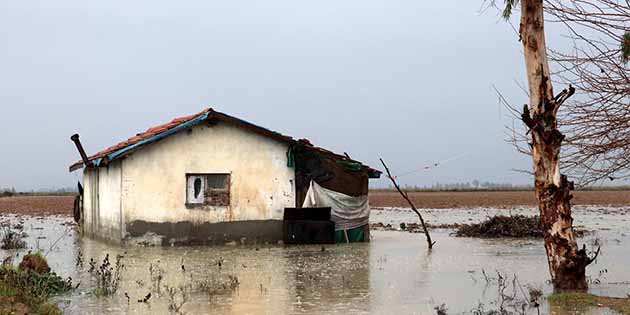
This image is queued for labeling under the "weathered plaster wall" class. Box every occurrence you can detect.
[82,168,96,237]
[82,161,122,241]
[120,121,295,231]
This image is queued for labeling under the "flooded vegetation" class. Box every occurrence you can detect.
[0,252,73,314]
[1,205,629,314]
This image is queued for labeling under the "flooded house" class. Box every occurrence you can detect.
[69,108,381,245]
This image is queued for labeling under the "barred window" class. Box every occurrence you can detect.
[186,174,230,207]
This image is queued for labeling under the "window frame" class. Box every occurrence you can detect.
[185,173,231,208]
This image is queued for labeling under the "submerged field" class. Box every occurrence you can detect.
[0,192,629,314]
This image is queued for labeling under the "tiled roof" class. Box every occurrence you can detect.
[69,108,380,177]
[101,109,208,160]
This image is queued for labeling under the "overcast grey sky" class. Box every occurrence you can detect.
[0,0,549,191]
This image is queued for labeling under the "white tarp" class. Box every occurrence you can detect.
[302,180,369,231]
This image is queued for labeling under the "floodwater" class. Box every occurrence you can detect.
[1,205,629,315]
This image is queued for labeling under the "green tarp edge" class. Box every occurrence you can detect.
[336,160,363,171]
[286,146,295,168]
[335,224,367,243]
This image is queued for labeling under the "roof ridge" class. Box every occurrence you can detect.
[68,107,380,177]
[93,108,211,159]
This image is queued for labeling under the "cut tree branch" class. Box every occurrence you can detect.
[379,158,435,250]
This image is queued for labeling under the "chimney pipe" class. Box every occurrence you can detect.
[71,134,93,168]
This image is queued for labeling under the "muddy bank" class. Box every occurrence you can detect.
[369,190,630,209]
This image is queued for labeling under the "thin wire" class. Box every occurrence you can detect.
[394,153,469,179]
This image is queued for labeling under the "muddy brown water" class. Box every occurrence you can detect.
[1,206,628,314]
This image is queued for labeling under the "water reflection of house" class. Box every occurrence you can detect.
[68,108,381,245]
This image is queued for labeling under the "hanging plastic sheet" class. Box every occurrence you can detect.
[302,180,369,231]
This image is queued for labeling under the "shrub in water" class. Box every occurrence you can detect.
[0,225,26,250]
[88,254,124,296]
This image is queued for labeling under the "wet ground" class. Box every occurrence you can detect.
[1,206,629,315]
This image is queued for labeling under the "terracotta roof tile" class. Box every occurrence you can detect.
[68,107,380,176]
[79,108,210,162]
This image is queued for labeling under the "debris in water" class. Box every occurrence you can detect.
[434,303,448,315]
[456,215,543,238]
[138,292,151,303]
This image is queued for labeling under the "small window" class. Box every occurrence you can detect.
[186,174,230,207]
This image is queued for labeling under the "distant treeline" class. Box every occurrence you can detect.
[370,181,630,192]
[0,187,78,197]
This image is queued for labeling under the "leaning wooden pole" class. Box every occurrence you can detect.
[380,158,435,249]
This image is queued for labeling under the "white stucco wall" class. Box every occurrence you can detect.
[82,161,122,241]
[120,121,295,226]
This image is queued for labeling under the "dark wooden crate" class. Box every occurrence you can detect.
[283,220,335,244]
[283,207,331,221]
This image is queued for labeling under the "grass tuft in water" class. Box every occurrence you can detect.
[1,224,27,249]
[548,292,630,314]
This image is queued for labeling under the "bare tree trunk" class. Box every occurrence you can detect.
[518,0,596,290]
